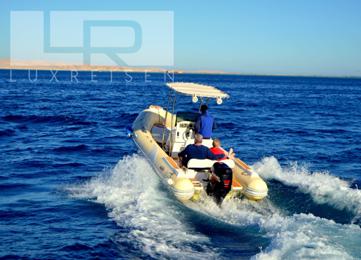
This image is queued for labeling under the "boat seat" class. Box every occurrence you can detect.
[187,159,235,169]
[187,159,215,169]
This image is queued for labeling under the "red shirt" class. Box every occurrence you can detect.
[210,147,227,160]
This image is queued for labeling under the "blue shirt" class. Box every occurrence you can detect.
[195,111,215,138]
[178,144,223,166]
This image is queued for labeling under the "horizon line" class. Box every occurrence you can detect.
[0,59,360,79]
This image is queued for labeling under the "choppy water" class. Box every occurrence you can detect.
[1,69,361,259]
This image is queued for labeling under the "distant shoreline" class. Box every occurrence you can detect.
[0,59,230,76]
[0,60,360,79]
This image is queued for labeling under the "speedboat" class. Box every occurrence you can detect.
[128,82,268,204]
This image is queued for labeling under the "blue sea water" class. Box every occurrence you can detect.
[0,69,361,259]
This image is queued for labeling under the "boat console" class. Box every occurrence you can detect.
[170,111,215,158]
[170,111,197,157]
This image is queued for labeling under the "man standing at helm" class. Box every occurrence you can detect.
[195,104,216,139]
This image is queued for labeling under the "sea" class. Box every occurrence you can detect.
[1,69,361,259]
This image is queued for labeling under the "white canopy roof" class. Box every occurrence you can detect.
[166,82,229,99]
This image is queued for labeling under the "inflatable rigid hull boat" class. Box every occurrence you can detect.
[130,83,268,203]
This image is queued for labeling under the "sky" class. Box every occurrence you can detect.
[1,0,361,76]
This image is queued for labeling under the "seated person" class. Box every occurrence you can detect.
[178,134,223,167]
[210,138,235,160]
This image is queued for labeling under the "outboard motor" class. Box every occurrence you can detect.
[206,162,233,204]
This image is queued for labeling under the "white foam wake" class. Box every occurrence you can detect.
[252,156,361,216]
[191,198,361,259]
[68,154,361,259]
[68,154,219,259]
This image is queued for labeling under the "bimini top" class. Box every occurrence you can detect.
[166,82,230,99]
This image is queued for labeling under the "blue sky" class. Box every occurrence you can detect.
[1,0,361,76]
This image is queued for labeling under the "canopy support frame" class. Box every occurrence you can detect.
[161,89,177,156]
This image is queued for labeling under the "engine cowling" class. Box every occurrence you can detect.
[206,162,233,204]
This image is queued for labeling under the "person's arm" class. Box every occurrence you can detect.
[220,147,235,160]
[178,145,188,158]
[178,146,189,167]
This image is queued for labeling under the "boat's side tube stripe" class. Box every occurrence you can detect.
[162,157,179,175]
[165,157,180,169]
[235,158,250,170]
